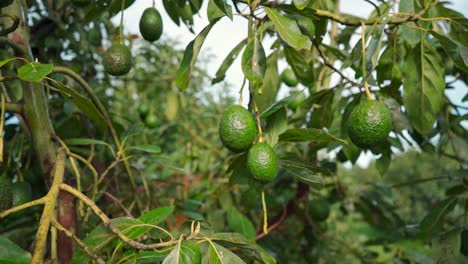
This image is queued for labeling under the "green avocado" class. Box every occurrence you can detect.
[103,43,132,76]
[347,100,393,149]
[139,7,163,42]
[0,176,13,212]
[247,142,278,182]
[219,105,256,153]
[281,68,299,87]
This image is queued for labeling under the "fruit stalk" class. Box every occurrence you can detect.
[360,21,372,100]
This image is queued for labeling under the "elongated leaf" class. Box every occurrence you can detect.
[280,160,323,188]
[176,18,221,91]
[129,144,161,154]
[264,107,287,146]
[207,0,226,22]
[210,233,276,264]
[0,57,18,68]
[120,250,168,264]
[53,81,106,132]
[212,39,247,84]
[430,30,468,72]
[432,228,462,264]
[241,37,267,83]
[226,208,255,240]
[213,0,233,19]
[419,197,458,240]
[402,39,445,135]
[162,240,201,264]
[265,8,311,50]
[283,47,314,86]
[64,138,111,147]
[18,62,53,82]
[260,92,303,119]
[0,236,31,264]
[257,51,280,112]
[207,242,246,264]
[163,0,181,25]
[279,128,346,144]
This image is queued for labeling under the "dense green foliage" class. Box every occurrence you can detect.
[0,0,466,263]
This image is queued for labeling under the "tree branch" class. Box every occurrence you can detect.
[0,14,20,36]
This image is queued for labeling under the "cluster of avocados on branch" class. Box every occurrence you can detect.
[219,105,278,182]
[347,99,393,149]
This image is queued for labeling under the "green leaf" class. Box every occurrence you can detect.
[139,206,174,225]
[265,8,311,50]
[176,18,221,91]
[212,39,247,84]
[17,62,53,82]
[52,81,107,132]
[226,207,256,240]
[260,92,303,119]
[162,240,201,264]
[257,51,280,112]
[207,242,247,264]
[264,107,287,146]
[120,250,168,264]
[419,197,458,240]
[402,39,445,135]
[432,229,462,264]
[398,1,420,46]
[71,217,145,264]
[280,160,323,188]
[163,0,181,26]
[430,30,468,72]
[293,0,311,10]
[129,144,162,154]
[213,0,233,20]
[207,0,227,22]
[64,138,111,148]
[309,90,334,129]
[376,42,402,84]
[0,236,31,264]
[210,233,276,264]
[0,57,19,68]
[284,47,314,86]
[278,128,346,144]
[241,37,267,83]
[108,0,137,17]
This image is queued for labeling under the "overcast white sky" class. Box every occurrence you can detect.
[114,0,467,167]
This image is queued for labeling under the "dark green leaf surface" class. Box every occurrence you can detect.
[265,8,311,50]
[162,240,201,264]
[212,39,247,84]
[241,37,267,83]
[0,236,31,264]
[226,207,256,240]
[430,30,468,72]
[419,198,457,240]
[279,128,346,144]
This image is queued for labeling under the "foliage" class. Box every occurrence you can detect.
[0,0,466,263]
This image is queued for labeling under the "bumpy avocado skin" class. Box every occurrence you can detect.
[139,7,163,42]
[247,142,278,182]
[347,100,393,149]
[219,105,256,153]
[0,176,13,212]
[103,44,132,76]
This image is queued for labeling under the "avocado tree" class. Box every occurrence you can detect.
[0,0,467,263]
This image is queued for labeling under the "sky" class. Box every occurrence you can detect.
[114,0,468,168]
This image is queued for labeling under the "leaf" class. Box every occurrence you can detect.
[402,39,445,135]
[226,208,256,240]
[207,242,247,264]
[257,51,280,112]
[260,92,303,119]
[430,30,468,72]
[0,57,19,68]
[280,160,323,188]
[284,47,314,86]
[213,0,233,20]
[162,240,201,264]
[398,1,420,46]
[241,37,267,83]
[17,62,53,82]
[120,250,168,264]
[265,8,311,50]
[53,81,107,132]
[210,233,276,264]
[278,128,346,144]
[64,138,111,147]
[432,229,462,264]
[212,39,247,84]
[163,0,181,26]
[71,217,145,264]
[108,0,137,17]
[0,236,31,264]
[419,197,458,240]
[176,18,221,91]
[264,107,287,146]
[293,0,311,10]
[129,144,162,154]
[309,90,334,129]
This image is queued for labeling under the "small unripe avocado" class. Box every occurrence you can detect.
[219,105,256,153]
[309,198,330,222]
[288,91,306,110]
[139,7,163,42]
[145,114,158,128]
[281,68,299,87]
[0,176,13,212]
[347,100,393,149]
[247,142,278,182]
[103,43,132,76]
